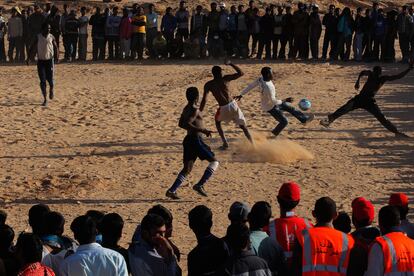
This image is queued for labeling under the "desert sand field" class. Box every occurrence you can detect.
[1,58,413,270]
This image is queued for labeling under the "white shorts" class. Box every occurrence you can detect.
[215,100,246,126]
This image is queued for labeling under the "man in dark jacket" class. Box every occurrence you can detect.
[309,5,322,60]
[279,5,293,59]
[322,4,337,60]
[64,10,79,62]
[46,6,61,49]
[397,5,413,62]
[256,7,273,60]
[89,7,106,60]
[292,2,309,59]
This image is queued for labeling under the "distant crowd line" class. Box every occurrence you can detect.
[1,181,414,275]
[0,0,414,63]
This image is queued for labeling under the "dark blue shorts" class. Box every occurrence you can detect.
[183,134,215,163]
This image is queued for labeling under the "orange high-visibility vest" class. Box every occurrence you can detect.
[265,217,312,262]
[298,227,354,275]
[375,232,414,275]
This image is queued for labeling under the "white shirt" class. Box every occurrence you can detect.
[37,33,54,60]
[240,77,283,112]
[78,16,89,35]
[59,243,128,276]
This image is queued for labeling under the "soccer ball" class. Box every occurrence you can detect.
[299,99,311,111]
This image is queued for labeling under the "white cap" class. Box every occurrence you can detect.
[219,2,226,8]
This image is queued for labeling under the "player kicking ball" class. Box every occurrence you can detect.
[166,87,219,200]
[235,67,314,137]
[320,60,413,138]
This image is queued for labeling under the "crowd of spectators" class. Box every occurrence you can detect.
[1,181,414,275]
[0,1,413,63]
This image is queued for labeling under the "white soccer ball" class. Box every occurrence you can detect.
[299,99,311,111]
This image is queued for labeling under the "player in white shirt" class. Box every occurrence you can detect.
[235,67,314,137]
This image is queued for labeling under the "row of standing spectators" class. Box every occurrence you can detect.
[0,1,414,63]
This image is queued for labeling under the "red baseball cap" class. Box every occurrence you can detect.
[389,193,409,207]
[352,197,375,223]
[278,181,301,202]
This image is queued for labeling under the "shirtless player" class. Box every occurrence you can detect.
[166,87,219,199]
[320,62,413,138]
[201,61,253,150]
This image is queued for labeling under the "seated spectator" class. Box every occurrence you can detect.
[348,197,380,276]
[366,205,414,275]
[15,233,55,276]
[0,224,19,275]
[129,214,180,276]
[248,201,287,275]
[41,211,77,273]
[153,32,168,59]
[60,215,128,276]
[101,213,130,272]
[0,210,6,225]
[28,204,50,235]
[388,193,414,239]
[85,210,105,244]
[147,205,181,262]
[188,205,228,276]
[293,197,355,275]
[183,31,201,59]
[265,181,311,269]
[333,211,352,233]
[221,223,272,276]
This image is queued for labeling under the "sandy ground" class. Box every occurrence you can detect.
[0,57,414,271]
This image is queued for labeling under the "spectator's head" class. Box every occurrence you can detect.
[0,6,3,15]
[335,8,341,16]
[248,201,272,230]
[81,6,86,16]
[249,0,255,9]
[21,9,27,17]
[15,233,43,266]
[373,66,382,76]
[238,5,244,13]
[378,8,384,15]
[148,3,155,13]
[286,6,292,13]
[228,201,250,225]
[63,4,68,12]
[379,205,400,234]
[226,223,250,253]
[147,205,174,238]
[0,225,14,251]
[179,1,186,10]
[28,204,50,235]
[137,6,144,15]
[45,3,51,12]
[402,5,410,14]
[211,2,217,11]
[278,6,284,14]
[312,4,319,13]
[43,211,65,236]
[69,9,76,17]
[95,6,101,14]
[212,65,222,79]
[298,2,304,11]
[277,181,301,212]
[352,197,375,228]
[85,210,105,234]
[313,197,338,225]
[356,7,362,15]
[140,214,166,246]
[186,87,199,104]
[104,7,110,15]
[166,7,172,15]
[123,7,129,16]
[34,5,42,14]
[196,5,203,13]
[219,3,226,11]
[389,193,409,220]
[0,210,7,225]
[341,7,351,18]
[333,212,352,233]
[373,1,379,10]
[365,8,371,17]
[11,7,17,16]
[71,215,97,245]
[50,5,58,15]
[189,205,213,237]
[101,213,124,246]
[265,7,272,15]
[113,6,119,16]
[231,5,237,13]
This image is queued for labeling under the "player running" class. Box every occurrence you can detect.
[166,87,219,200]
[235,67,314,137]
[320,62,413,138]
[201,61,253,150]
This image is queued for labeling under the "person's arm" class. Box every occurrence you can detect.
[199,84,209,112]
[354,70,371,90]
[178,107,212,136]
[365,243,384,276]
[382,63,413,82]
[52,36,59,63]
[235,78,260,100]
[223,61,244,81]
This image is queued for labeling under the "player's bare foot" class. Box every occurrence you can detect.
[304,114,315,125]
[193,184,208,197]
[166,190,180,200]
[320,118,331,128]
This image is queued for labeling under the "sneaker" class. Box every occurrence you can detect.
[320,118,331,128]
[193,184,208,197]
[304,114,315,125]
[166,190,180,200]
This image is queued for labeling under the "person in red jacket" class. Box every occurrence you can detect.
[119,7,132,59]
[264,181,312,270]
